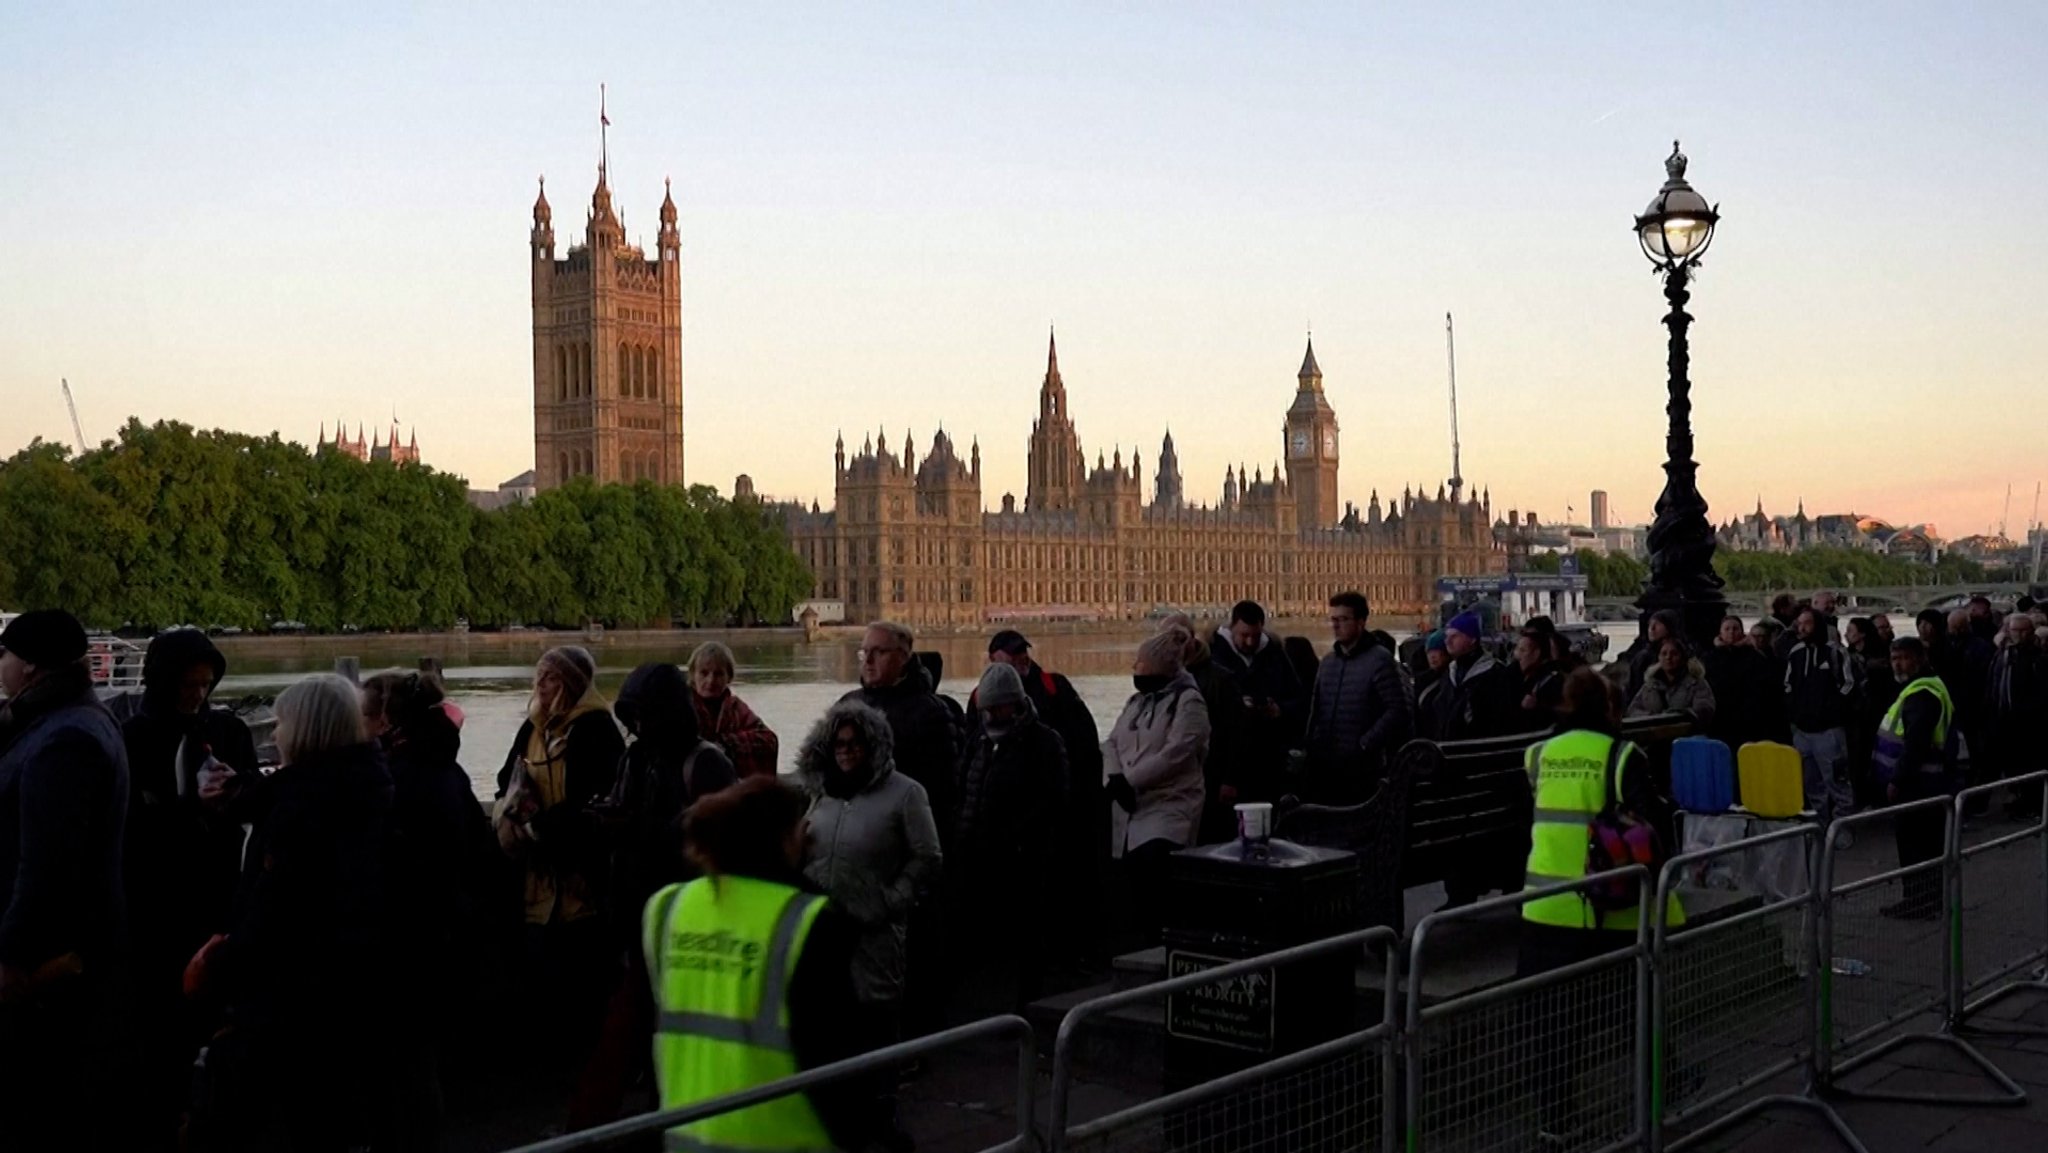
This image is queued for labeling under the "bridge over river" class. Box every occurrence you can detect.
[1587,580,2035,621]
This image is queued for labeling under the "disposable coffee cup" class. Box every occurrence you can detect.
[1236,801,1273,844]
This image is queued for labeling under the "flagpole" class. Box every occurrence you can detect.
[600,83,609,177]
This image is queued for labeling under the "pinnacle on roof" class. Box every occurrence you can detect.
[659,177,677,224]
[1046,326,1061,383]
[533,176,551,224]
[1298,336,1322,381]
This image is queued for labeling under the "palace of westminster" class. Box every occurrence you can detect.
[528,149,1511,627]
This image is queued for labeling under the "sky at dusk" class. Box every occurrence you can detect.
[4,3,2046,538]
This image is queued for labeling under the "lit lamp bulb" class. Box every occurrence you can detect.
[1636,141,1719,270]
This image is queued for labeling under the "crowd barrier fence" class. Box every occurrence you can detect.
[1950,771,2048,1039]
[1046,926,1400,1153]
[503,796,2048,1153]
[506,1015,1035,1153]
[1402,870,1652,1153]
[1646,824,1864,1152]
[1816,796,2024,1107]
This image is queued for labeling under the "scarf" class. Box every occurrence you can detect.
[519,683,610,924]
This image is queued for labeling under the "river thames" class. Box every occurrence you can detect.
[214,622,1647,799]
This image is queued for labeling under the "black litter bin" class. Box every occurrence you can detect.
[1154,839,1369,1150]
[1159,838,1361,1064]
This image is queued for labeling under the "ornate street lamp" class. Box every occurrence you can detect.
[1634,141,1728,650]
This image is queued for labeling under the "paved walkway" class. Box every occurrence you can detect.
[1699,992,2048,1153]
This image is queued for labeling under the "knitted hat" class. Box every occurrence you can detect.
[0,609,89,667]
[1446,611,1484,640]
[1425,629,1448,653]
[976,662,1028,713]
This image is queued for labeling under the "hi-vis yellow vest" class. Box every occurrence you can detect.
[643,875,834,1153]
[1522,730,1684,930]
[1873,676,1952,783]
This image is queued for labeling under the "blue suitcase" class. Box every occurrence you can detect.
[1670,736,1736,814]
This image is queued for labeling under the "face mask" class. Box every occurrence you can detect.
[1134,673,1171,694]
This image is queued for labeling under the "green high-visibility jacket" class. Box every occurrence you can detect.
[1521,729,1684,931]
[643,875,835,1153]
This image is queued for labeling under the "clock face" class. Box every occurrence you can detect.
[1290,430,1310,456]
[1322,429,1337,456]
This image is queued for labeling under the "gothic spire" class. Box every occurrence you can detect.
[1298,335,1322,383]
[1046,326,1061,384]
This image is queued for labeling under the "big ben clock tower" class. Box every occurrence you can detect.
[1284,337,1341,529]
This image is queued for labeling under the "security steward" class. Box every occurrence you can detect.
[643,776,866,1153]
[1872,637,1955,920]
[1518,668,1683,1147]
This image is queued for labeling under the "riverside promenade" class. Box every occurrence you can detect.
[474,801,2048,1153]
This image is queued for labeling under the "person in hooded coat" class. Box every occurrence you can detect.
[797,701,941,1080]
[573,661,738,1131]
[115,627,259,1150]
[945,663,1068,1015]
[983,629,1104,968]
[1104,630,1212,949]
[182,674,393,1152]
[1628,637,1718,725]
[491,646,626,1090]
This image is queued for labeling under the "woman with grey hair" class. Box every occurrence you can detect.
[183,673,395,1149]
[688,641,781,778]
[797,701,942,1064]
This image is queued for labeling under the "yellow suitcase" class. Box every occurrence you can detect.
[1737,741,1805,819]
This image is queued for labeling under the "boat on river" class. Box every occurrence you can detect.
[1419,571,1610,665]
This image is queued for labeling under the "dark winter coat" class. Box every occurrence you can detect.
[1784,640,1860,734]
[381,706,496,1000]
[1703,644,1785,747]
[1425,651,1521,742]
[116,629,260,987]
[1983,641,2048,777]
[840,675,962,836]
[949,710,1068,894]
[1301,640,1411,805]
[1517,660,1566,728]
[213,741,393,1044]
[1207,629,1307,800]
[0,665,129,975]
[606,665,739,950]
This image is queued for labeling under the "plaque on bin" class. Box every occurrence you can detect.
[1164,949,1276,1053]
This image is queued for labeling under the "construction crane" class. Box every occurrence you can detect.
[60,378,87,451]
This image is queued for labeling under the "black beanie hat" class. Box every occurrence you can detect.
[0,610,89,667]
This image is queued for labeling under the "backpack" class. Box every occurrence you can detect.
[1583,739,1669,914]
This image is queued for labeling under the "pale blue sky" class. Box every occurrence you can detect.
[3,3,2045,536]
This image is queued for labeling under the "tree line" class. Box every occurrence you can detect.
[1525,545,1988,598]
[0,420,813,632]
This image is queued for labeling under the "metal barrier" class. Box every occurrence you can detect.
[1404,869,1653,1153]
[1817,796,2024,1106]
[1646,825,1866,1153]
[1047,927,1400,1153]
[504,1014,1036,1153]
[1952,772,2048,1037]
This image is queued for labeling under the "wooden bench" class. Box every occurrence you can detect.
[1273,712,1696,933]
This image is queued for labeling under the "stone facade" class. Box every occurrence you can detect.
[781,336,1506,628]
[529,161,684,491]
